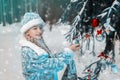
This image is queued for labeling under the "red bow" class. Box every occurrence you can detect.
[97,29,102,35]
[97,52,110,59]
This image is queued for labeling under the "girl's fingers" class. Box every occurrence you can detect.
[75,44,80,47]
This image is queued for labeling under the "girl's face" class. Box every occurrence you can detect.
[25,25,43,40]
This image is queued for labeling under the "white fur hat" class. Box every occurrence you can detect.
[20,12,45,34]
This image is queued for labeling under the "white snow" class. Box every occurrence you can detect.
[0,23,120,80]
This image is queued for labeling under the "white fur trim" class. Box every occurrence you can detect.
[58,64,67,80]
[19,37,47,55]
[20,19,41,34]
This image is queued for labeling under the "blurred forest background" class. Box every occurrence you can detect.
[0,0,120,37]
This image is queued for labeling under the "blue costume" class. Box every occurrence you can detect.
[20,38,77,80]
[20,12,77,80]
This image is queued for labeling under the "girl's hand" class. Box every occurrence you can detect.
[69,44,80,52]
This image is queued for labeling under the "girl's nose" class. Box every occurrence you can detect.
[37,27,40,31]
[37,27,42,33]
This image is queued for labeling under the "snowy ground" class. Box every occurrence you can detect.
[0,23,120,80]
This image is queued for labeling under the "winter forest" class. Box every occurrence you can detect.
[0,0,120,80]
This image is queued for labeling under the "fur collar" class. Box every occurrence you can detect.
[19,37,47,55]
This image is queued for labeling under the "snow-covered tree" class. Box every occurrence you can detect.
[58,0,120,79]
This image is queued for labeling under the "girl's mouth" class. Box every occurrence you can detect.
[36,33,42,36]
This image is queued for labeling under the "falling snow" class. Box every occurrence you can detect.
[0,23,120,80]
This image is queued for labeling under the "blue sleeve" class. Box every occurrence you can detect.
[54,48,75,64]
[21,47,66,72]
[54,48,77,75]
[42,48,75,72]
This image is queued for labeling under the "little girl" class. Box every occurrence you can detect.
[19,12,80,80]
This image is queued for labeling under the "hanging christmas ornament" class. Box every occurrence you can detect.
[95,29,105,42]
[85,33,90,40]
[91,18,99,28]
[95,34,105,42]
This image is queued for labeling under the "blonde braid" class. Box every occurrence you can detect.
[40,36,52,54]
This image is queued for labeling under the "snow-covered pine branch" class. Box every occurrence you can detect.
[97,0,120,35]
[65,0,88,42]
[98,0,120,18]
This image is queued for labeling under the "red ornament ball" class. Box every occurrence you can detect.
[91,18,99,28]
